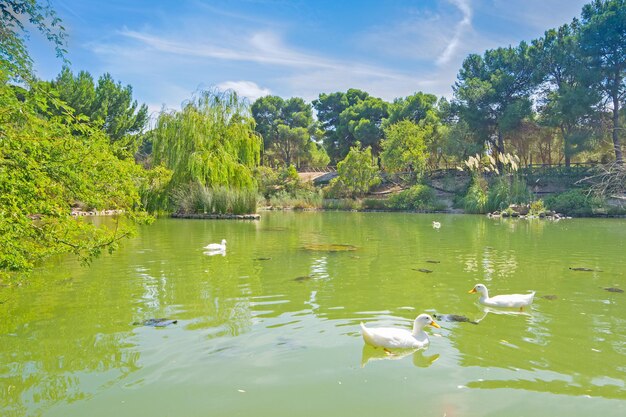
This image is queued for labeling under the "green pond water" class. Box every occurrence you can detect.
[2,212,626,417]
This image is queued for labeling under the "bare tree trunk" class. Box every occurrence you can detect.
[612,94,623,164]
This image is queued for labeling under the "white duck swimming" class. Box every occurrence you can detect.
[204,239,226,251]
[432,221,441,229]
[360,314,440,349]
[468,283,535,309]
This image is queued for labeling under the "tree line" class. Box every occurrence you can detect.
[254,0,626,171]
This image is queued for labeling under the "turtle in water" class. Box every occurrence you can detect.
[541,294,558,300]
[293,275,313,282]
[604,287,624,293]
[433,313,478,325]
[133,318,178,327]
[569,267,601,272]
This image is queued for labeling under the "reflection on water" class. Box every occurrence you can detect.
[474,305,533,319]
[467,377,626,400]
[1,213,626,416]
[203,248,226,257]
[360,345,440,368]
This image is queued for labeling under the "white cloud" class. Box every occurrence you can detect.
[87,20,455,111]
[436,0,473,66]
[115,28,417,82]
[357,1,475,64]
[216,80,271,102]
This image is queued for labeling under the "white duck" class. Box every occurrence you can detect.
[432,221,441,229]
[468,283,535,309]
[360,314,440,349]
[204,239,226,251]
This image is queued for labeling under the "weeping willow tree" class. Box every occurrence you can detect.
[152,89,262,198]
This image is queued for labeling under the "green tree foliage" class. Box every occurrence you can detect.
[454,43,536,160]
[274,125,309,167]
[386,92,438,126]
[327,143,380,197]
[304,139,331,168]
[313,89,376,162]
[49,68,149,156]
[380,120,427,177]
[311,91,349,161]
[337,96,389,157]
[152,89,261,204]
[313,89,367,133]
[0,1,152,280]
[251,95,284,152]
[437,98,483,164]
[579,0,626,163]
[534,22,602,166]
[0,0,67,80]
[440,119,484,164]
[0,71,148,279]
[51,68,95,115]
[251,95,321,167]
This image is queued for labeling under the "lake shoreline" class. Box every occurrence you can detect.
[171,213,261,220]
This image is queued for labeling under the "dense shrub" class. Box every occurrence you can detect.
[172,183,257,214]
[322,199,362,210]
[253,166,279,198]
[529,199,547,215]
[361,198,389,210]
[254,165,301,199]
[268,189,322,209]
[387,185,441,211]
[230,188,259,214]
[172,183,209,214]
[327,143,380,197]
[322,178,348,198]
[278,165,301,193]
[486,177,510,212]
[463,175,488,214]
[254,165,323,209]
[544,189,599,216]
[486,176,531,212]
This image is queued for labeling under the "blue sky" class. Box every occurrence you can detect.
[30,0,590,116]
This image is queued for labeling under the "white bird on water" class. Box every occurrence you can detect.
[204,239,226,251]
[432,221,441,229]
[468,283,535,310]
[360,314,441,350]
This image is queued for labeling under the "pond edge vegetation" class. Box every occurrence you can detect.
[2,0,626,281]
